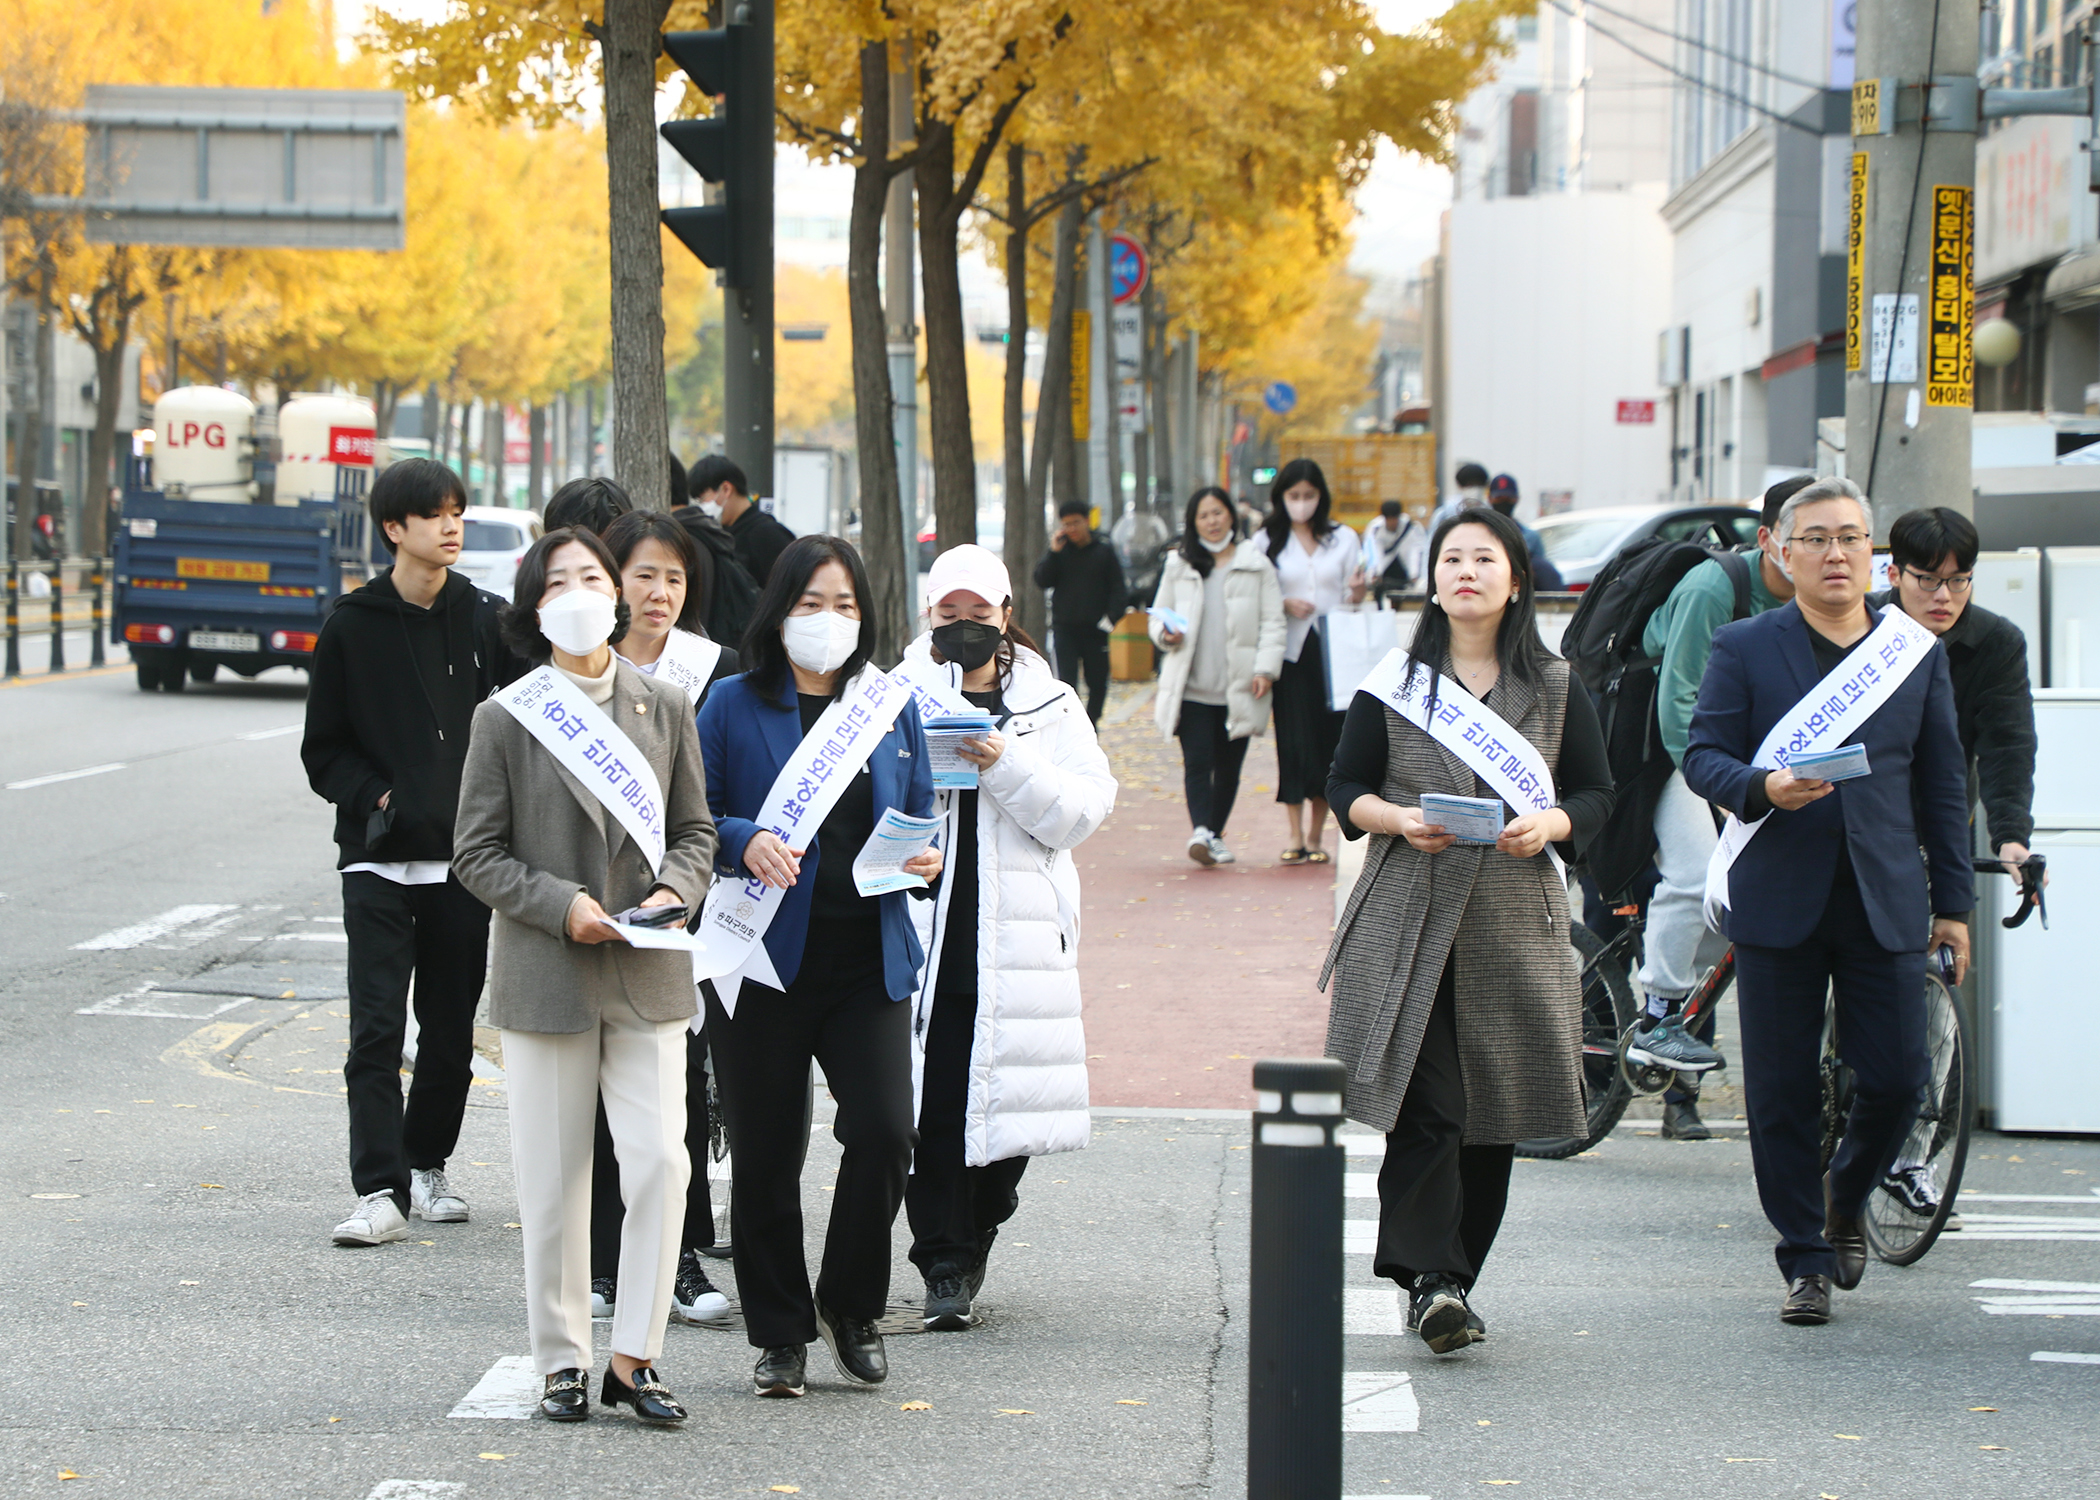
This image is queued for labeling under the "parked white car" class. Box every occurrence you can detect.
[456,506,542,599]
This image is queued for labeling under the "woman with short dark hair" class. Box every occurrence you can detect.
[453,526,717,1424]
[1263,459,1366,865]
[696,535,942,1398]
[1321,506,1612,1357]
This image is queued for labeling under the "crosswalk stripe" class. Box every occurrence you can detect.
[448,1355,539,1418]
[72,904,238,950]
[1973,1278,2100,1293]
[1346,1220,1378,1254]
[1346,1287,1405,1335]
[2032,1351,2100,1365]
[365,1485,465,1500]
[1341,1371,1419,1433]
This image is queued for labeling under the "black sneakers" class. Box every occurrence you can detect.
[1661,1098,1713,1141]
[923,1272,974,1332]
[589,1277,616,1319]
[1406,1274,1475,1356]
[753,1345,807,1398]
[814,1297,888,1385]
[672,1249,732,1322]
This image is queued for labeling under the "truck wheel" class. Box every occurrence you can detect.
[188,659,217,685]
[135,655,163,692]
[161,652,188,693]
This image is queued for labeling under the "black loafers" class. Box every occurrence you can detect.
[1824,1173,1867,1291]
[815,1297,888,1385]
[541,1368,589,1421]
[600,1364,687,1424]
[1781,1274,1833,1325]
[753,1344,807,1398]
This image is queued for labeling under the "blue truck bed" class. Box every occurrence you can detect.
[113,493,367,690]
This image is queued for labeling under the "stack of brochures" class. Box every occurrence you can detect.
[922,712,998,789]
[1787,743,1871,782]
[1419,792,1508,845]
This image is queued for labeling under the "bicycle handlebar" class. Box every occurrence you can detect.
[1968,853,2048,931]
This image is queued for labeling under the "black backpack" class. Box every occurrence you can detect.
[1561,537,1752,902]
[673,507,762,647]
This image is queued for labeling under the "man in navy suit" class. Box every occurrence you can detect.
[1684,477,1971,1327]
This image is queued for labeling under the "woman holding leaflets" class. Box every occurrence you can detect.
[1319,507,1612,1358]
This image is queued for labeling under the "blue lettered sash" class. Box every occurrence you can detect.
[636,627,723,708]
[1702,606,1936,927]
[498,667,667,874]
[689,667,915,1013]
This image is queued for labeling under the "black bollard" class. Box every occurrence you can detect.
[89,555,106,667]
[4,558,18,679]
[48,562,64,672]
[1247,1056,1347,1499]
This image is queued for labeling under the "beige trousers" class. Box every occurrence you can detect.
[502,987,688,1375]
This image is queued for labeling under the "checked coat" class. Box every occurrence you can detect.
[1319,659,1587,1142]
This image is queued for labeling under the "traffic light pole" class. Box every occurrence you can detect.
[720,0,774,506]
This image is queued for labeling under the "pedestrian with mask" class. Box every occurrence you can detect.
[690,454,795,588]
[892,545,1117,1330]
[452,526,719,1424]
[1485,474,1564,591]
[581,508,741,1329]
[1150,486,1287,866]
[302,458,525,1249]
[1263,459,1366,865]
[1429,461,1491,530]
[1031,499,1127,726]
[696,535,942,1398]
[1363,499,1427,602]
[1320,506,1613,1354]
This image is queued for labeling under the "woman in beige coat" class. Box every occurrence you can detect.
[1149,487,1287,866]
[453,527,717,1425]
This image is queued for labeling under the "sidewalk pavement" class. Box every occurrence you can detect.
[1076,679,1340,1112]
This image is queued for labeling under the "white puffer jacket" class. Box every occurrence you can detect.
[1149,541,1288,741]
[902,636,1118,1166]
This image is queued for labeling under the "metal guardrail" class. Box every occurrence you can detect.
[4,557,111,679]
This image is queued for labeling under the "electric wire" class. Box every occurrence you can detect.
[1572,0,1830,95]
[1537,0,1822,136]
[1863,0,1944,498]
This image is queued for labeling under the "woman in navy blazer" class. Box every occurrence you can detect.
[695,535,940,1400]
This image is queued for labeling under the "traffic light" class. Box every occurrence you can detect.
[660,21,771,291]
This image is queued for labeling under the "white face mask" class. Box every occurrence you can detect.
[782,609,861,675]
[698,500,723,520]
[1285,497,1319,523]
[1460,486,1486,507]
[539,588,617,656]
[1199,533,1233,554]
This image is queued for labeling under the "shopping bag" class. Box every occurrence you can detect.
[1321,607,1400,711]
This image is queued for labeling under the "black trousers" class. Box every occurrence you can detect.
[591,1028,716,1279]
[340,872,490,1212]
[906,988,1028,1280]
[1734,873,1926,1281]
[1053,625,1111,724]
[705,969,917,1348]
[1175,700,1251,835]
[1372,960,1516,1291]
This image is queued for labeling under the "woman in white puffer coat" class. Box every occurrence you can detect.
[895,545,1117,1333]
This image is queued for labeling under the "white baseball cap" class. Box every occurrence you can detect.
[924,543,1013,611]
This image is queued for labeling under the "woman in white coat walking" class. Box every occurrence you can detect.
[898,545,1118,1331]
[1150,486,1288,866]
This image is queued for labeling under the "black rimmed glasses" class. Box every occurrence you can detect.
[1901,567,1974,597]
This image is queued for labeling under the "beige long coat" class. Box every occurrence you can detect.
[1319,661,1586,1142]
[453,662,717,1033]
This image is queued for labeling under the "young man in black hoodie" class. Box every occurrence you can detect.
[302,459,525,1247]
[1031,499,1127,725]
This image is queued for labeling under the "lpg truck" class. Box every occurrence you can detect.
[114,388,378,691]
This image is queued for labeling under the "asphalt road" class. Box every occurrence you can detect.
[3,666,2097,1500]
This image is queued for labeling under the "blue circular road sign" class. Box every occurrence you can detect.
[1263,382,1297,416]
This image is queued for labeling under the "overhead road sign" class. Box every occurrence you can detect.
[30,86,406,251]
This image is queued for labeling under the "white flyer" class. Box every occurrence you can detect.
[852,808,946,896]
[1419,793,1507,845]
[607,920,704,951]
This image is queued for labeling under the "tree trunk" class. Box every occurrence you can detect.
[1023,196,1083,641]
[1045,201,1086,520]
[373,379,397,440]
[601,0,672,511]
[15,253,54,561]
[85,326,127,557]
[848,42,911,662]
[1001,142,1034,632]
[529,403,548,507]
[424,385,441,449]
[915,121,975,549]
[487,401,507,505]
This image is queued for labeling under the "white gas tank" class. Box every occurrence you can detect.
[277,393,377,506]
[152,386,257,501]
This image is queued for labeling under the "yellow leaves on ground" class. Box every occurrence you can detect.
[899,1400,933,1411]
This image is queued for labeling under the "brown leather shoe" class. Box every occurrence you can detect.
[1781,1274,1832,1325]
[1824,1172,1867,1290]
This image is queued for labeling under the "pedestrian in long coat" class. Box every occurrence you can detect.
[1319,506,1613,1357]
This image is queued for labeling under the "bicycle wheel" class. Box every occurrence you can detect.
[1864,973,1970,1265]
[1517,921,1639,1160]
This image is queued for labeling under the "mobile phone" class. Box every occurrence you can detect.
[616,902,687,929]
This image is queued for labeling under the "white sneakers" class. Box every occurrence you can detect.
[1208,835,1236,864]
[1188,827,1217,865]
[411,1167,469,1223]
[332,1190,409,1246]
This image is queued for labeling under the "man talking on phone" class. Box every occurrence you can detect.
[302,460,525,1248]
[1683,477,1971,1328]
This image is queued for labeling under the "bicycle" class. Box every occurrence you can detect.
[1520,856,2046,1267]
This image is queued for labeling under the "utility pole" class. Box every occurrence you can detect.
[720,0,774,507]
[886,39,919,580]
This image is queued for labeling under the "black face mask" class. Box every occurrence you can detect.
[931,619,1003,672]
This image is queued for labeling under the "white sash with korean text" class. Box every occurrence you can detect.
[497,667,667,875]
[642,628,723,708]
[1702,607,1937,927]
[690,667,914,1014]
[890,653,975,720]
[1354,648,1566,881]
